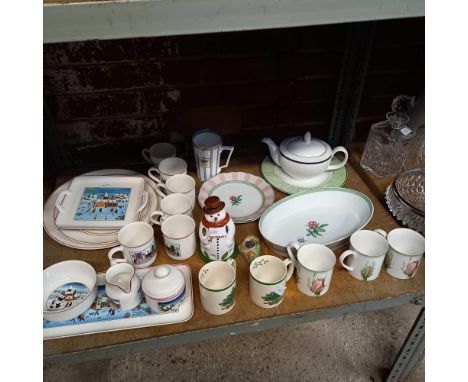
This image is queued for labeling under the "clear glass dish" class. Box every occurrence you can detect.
[385,169,425,235]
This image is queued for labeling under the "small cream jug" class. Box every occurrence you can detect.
[105,263,142,310]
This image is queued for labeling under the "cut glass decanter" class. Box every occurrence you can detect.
[360,95,415,178]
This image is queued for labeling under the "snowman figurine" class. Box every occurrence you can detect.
[199,196,236,261]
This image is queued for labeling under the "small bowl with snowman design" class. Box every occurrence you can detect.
[43,260,97,322]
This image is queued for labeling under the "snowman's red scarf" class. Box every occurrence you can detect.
[202,213,231,228]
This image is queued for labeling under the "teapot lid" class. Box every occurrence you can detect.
[142,265,185,300]
[279,132,332,163]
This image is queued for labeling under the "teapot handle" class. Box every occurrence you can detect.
[327,146,348,171]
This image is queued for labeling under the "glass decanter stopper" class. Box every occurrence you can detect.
[360,95,415,178]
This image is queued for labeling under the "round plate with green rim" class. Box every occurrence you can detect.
[198,172,275,224]
[261,156,347,194]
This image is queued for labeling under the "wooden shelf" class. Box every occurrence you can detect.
[43,0,424,43]
[43,153,424,362]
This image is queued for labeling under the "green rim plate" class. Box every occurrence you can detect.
[260,156,347,195]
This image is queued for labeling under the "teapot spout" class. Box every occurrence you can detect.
[261,137,281,167]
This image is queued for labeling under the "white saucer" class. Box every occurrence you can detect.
[274,166,333,188]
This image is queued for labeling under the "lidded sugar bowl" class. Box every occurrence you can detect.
[142,265,186,313]
[262,132,348,180]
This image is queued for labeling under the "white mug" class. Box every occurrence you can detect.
[339,229,389,281]
[105,263,142,310]
[161,215,197,260]
[149,193,193,225]
[384,228,425,279]
[287,243,336,296]
[155,174,196,208]
[192,129,234,182]
[142,142,176,166]
[148,157,187,183]
[249,255,294,308]
[199,259,236,315]
[108,222,157,269]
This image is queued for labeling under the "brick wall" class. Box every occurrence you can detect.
[44,18,424,173]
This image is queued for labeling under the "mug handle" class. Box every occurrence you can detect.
[136,191,149,213]
[339,250,356,271]
[218,146,234,172]
[155,183,169,200]
[148,167,163,184]
[141,148,152,163]
[374,228,387,238]
[149,211,164,226]
[283,258,295,282]
[55,190,72,213]
[286,242,300,266]
[226,258,236,272]
[108,246,126,266]
[326,146,348,171]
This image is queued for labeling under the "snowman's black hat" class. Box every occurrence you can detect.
[203,196,225,214]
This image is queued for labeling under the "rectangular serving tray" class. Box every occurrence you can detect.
[43,265,193,340]
[54,175,147,230]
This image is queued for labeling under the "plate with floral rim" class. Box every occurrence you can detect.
[198,172,275,224]
[261,156,347,194]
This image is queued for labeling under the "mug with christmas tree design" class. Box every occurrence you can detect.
[199,259,236,315]
[249,255,294,308]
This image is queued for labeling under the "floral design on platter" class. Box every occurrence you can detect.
[262,291,283,306]
[305,220,328,238]
[308,274,326,296]
[229,195,242,206]
[360,263,375,281]
[402,258,420,278]
[219,287,236,310]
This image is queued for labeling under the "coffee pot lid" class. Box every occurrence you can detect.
[279,132,332,163]
[142,265,185,300]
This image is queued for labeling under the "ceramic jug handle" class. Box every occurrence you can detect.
[136,191,149,213]
[283,258,295,282]
[339,250,356,272]
[108,246,126,266]
[55,190,72,213]
[327,146,348,171]
[141,148,152,164]
[149,211,164,226]
[226,258,236,272]
[155,183,169,200]
[147,167,163,184]
[286,242,300,266]
[218,146,234,172]
[374,229,387,238]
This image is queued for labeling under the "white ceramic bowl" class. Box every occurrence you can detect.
[43,260,97,322]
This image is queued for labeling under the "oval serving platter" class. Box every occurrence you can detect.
[259,188,374,256]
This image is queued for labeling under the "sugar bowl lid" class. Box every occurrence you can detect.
[142,265,185,300]
[279,132,332,163]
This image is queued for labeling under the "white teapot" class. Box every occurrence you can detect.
[262,132,348,180]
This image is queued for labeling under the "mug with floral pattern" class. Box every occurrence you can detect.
[287,243,336,297]
[384,228,425,279]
